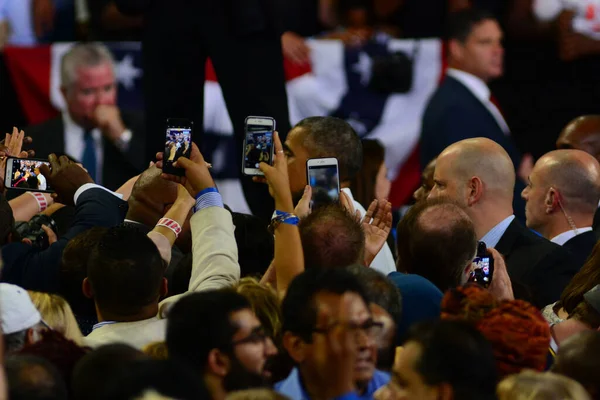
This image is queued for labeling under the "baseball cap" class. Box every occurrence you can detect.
[584,284,600,314]
[0,283,41,334]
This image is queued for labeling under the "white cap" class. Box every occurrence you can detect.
[0,283,41,334]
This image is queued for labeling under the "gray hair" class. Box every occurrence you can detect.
[60,43,115,89]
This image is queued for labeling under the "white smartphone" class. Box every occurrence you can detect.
[242,116,276,176]
[306,157,340,209]
[4,157,54,193]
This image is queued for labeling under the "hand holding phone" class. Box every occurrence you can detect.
[307,158,340,210]
[468,241,494,288]
[243,116,276,176]
[163,118,193,177]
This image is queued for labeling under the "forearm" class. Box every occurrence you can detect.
[9,192,53,222]
[272,197,304,296]
[152,200,192,248]
[115,174,140,201]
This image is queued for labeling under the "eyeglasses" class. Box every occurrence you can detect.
[312,319,384,339]
[231,327,271,346]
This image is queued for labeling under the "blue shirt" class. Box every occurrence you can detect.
[481,215,515,248]
[275,367,390,400]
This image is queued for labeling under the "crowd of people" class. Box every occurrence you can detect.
[1,1,600,400]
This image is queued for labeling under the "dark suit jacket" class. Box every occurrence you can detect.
[562,230,597,272]
[593,207,600,235]
[1,188,128,293]
[419,75,526,220]
[495,219,579,308]
[26,112,146,190]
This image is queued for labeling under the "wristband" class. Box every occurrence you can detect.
[28,192,48,212]
[156,218,182,237]
[269,210,299,234]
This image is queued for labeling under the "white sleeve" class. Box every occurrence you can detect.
[532,0,565,22]
[0,0,6,21]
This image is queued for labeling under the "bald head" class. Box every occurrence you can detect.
[557,116,600,161]
[534,150,600,214]
[127,166,179,224]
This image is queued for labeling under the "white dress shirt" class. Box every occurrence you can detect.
[481,215,516,249]
[445,68,510,135]
[341,188,397,275]
[550,227,593,246]
[63,112,105,185]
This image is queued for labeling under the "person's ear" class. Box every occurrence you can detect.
[466,176,483,206]
[282,331,307,363]
[160,277,168,298]
[82,277,94,299]
[545,188,559,214]
[448,39,464,62]
[206,348,230,377]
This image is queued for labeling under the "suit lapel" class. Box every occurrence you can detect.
[494,219,520,258]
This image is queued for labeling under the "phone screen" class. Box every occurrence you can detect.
[308,164,340,209]
[8,159,52,191]
[164,119,193,175]
[470,256,492,287]
[244,128,273,170]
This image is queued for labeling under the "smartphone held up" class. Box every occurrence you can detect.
[306,157,340,210]
[242,116,276,176]
[4,157,53,193]
[163,118,193,176]
[469,241,494,288]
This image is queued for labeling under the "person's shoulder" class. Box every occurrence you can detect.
[372,369,391,384]
[25,116,64,137]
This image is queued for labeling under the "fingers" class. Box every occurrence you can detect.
[252,176,268,184]
[160,173,186,185]
[258,161,276,177]
[39,162,51,179]
[272,131,284,167]
[23,136,32,145]
[156,151,164,161]
[295,185,312,219]
[363,199,378,223]
[188,142,205,163]
[27,149,36,158]
[58,155,71,167]
[41,224,57,245]
[339,191,355,215]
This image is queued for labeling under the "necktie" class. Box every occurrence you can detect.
[82,130,97,182]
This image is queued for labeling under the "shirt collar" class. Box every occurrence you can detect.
[62,111,101,138]
[446,68,490,103]
[551,227,593,246]
[481,215,515,248]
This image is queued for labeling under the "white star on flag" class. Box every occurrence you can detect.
[115,54,142,90]
[352,52,372,86]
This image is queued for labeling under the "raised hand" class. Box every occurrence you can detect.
[253,131,294,213]
[362,199,392,267]
[39,154,93,206]
[156,142,215,198]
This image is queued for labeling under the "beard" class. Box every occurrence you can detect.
[222,355,271,392]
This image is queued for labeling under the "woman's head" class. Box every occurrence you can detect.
[350,139,389,207]
[233,278,282,344]
[27,291,84,346]
[497,371,590,400]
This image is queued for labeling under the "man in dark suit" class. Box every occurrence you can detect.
[521,149,600,271]
[26,43,146,191]
[1,154,128,293]
[555,115,600,234]
[429,137,577,307]
[420,8,528,218]
[113,0,290,222]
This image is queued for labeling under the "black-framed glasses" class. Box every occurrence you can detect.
[231,327,271,346]
[312,319,384,339]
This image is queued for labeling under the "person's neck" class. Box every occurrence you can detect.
[547,213,594,240]
[96,303,159,324]
[470,204,513,240]
[204,375,227,400]
[125,203,162,229]
[553,319,592,346]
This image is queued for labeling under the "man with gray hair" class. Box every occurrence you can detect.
[0,283,46,353]
[26,42,145,190]
[428,137,577,307]
[522,150,600,270]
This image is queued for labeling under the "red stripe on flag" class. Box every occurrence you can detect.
[388,144,421,208]
[3,46,58,125]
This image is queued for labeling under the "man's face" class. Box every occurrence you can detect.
[427,154,468,208]
[413,162,436,202]
[284,127,312,199]
[381,342,439,400]
[370,304,396,370]
[521,162,550,234]
[64,62,117,127]
[227,309,278,386]
[309,292,378,389]
[453,19,504,82]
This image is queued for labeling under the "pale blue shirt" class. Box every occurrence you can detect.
[480,215,515,249]
[0,0,36,46]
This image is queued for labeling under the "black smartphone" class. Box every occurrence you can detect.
[163,118,193,176]
[306,157,340,210]
[242,116,276,176]
[469,242,494,288]
[4,157,54,193]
